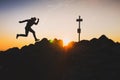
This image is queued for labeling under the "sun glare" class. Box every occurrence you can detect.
[63,38,70,46]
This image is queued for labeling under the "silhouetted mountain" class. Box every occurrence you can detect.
[0,35,120,80]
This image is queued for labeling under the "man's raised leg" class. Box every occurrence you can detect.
[16,29,29,39]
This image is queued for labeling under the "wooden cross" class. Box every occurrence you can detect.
[76,16,83,42]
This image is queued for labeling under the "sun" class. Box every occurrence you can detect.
[63,38,70,46]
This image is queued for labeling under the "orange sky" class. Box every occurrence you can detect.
[0,0,120,51]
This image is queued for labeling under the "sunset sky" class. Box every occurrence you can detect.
[0,0,120,50]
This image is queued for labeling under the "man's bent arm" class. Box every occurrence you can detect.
[35,19,39,25]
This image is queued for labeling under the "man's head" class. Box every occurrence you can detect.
[31,17,36,21]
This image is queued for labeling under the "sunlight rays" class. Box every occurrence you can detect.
[63,38,70,47]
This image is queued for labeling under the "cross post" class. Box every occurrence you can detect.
[76,16,83,42]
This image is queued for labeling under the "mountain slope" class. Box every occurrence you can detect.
[0,35,120,80]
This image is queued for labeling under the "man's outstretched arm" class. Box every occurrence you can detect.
[35,18,39,25]
[19,19,28,23]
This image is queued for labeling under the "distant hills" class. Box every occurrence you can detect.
[0,35,120,80]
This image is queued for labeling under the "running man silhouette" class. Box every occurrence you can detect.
[16,17,39,41]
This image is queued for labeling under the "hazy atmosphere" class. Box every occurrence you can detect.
[0,0,120,50]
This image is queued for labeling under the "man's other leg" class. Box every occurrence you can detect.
[29,28,39,41]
